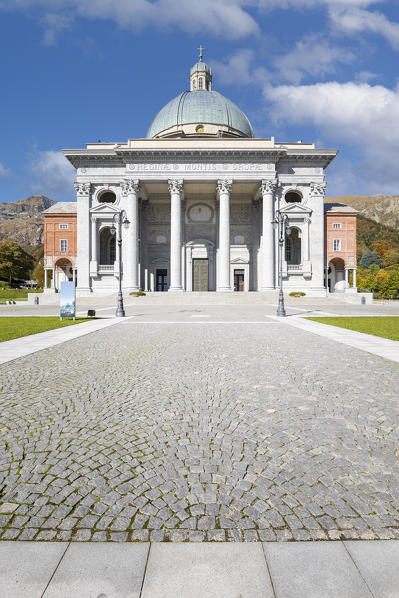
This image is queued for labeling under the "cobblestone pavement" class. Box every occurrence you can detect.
[1,318,399,542]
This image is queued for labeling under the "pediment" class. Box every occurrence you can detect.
[151,257,168,264]
[231,257,248,264]
[280,203,312,215]
[90,203,120,215]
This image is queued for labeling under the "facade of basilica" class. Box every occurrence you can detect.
[44,54,357,296]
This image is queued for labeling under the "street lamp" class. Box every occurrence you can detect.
[272,210,291,317]
[110,209,130,317]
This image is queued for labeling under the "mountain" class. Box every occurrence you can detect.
[326,194,399,230]
[0,195,56,259]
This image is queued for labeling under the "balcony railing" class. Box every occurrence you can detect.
[287,264,302,271]
[98,264,114,272]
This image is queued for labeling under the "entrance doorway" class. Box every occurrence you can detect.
[156,269,168,291]
[234,269,245,292]
[192,259,208,291]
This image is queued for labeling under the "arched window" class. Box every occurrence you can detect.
[100,228,116,265]
[192,79,196,90]
[285,227,301,264]
[199,78,203,90]
[285,191,302,203]
[98,191,116,204]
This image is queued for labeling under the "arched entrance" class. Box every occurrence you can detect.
[185,240,215,291]
[328,257,346,292]
[54,258,73,291]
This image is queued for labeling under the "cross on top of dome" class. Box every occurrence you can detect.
[190,47,212,91]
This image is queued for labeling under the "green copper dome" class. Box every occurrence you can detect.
[147,90,254,139]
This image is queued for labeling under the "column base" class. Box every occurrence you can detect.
[168,287,184,292]
[261,286,276,292]
[217,287,233,292]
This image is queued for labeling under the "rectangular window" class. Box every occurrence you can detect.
[333,239,341,251]
[59,224,68,229]
[333,223,341,229]
[60,239,67,252]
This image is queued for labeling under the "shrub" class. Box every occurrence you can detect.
[130,291,146,297]
[289,291,306,297]
[360,249,382,268]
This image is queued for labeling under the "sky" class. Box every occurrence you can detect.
[0,0,398,203]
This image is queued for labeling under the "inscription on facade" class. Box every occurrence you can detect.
[128,163,273,172]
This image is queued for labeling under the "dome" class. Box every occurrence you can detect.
[190,61,211,75]
[147,90,254,139]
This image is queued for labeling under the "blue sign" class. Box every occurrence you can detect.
[60,281,76,319]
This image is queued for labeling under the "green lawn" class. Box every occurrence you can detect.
[0,288,43,302]
[0,317,92,342]
[306,316,399,341]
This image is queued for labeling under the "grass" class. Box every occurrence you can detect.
[0,288,43,302]
[0,317,92,342]
[306,316,399,341]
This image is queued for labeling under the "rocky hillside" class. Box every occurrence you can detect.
[0,195,55,258]
[326,194,399,229]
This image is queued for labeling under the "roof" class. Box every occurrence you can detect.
[324,202,358,214]
[147,90,254,139]
[43,202,77,214]
[190,61,211,75]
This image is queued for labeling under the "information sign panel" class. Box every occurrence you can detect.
[60,281,76,319]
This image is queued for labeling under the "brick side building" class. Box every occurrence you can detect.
[43,203,77,291]
[324,203,358,292]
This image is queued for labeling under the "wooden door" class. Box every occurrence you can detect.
[234,269,245,292]
[192,259,209,291]
[156,269,168,291]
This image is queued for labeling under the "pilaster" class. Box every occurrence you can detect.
[121,179,140,291]
[75,182,91,293]
[168,179,184,291]
[217,179,233,291]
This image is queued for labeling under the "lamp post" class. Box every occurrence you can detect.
[272,210,291,317]
[111,209,130,317]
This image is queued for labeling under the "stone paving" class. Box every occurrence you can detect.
[1,316,399,542]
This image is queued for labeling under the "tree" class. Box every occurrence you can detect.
[360,249,382,268]
[0,241,34,285]
[382,248,399,267]
[32,262,44,287]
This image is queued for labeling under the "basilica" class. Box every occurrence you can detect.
[43,52,357,296]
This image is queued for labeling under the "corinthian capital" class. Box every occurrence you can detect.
[74,182,91,196]
[168,179,184,195]
[217,179,233,196]
[121,179,140,196]
[309,181,327,197]
[261,179,277,196]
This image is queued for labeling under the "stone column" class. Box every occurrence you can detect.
[353,268,357,289]
[89,216,98,276]
[260,179,276,290]
[51,267,55,289]
[121,179,140,291]
[217,179,233,291]
[75,182,91,293]
[44,268,48,289]
[168,179,184,291]
[345,267,349,284]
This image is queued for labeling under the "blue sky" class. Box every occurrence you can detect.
[0,0,398,203]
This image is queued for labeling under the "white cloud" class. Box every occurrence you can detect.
[211,49,257,86]
[0,0,259,40]
[0,162,11,177]
[329,6,399,50]
[40,12,73,45]
[264,80,399,192]
[274,36,355,84]
[28,150,75,198]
